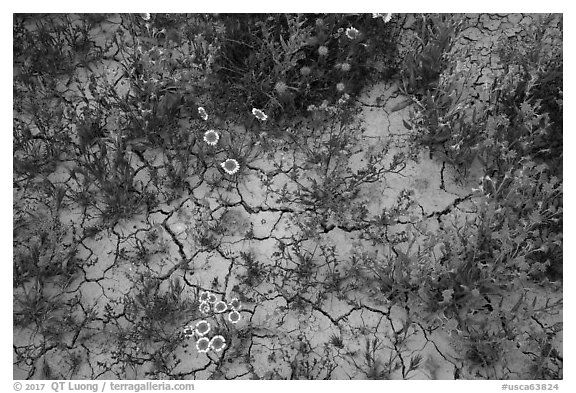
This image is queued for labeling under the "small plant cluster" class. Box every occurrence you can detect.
[182,291,242,354]
[405,14,562,177]
[197,105,245,175]
[208,13,401,119]
[13,13,402,229]
[112,13,402,124]
[400,14,463,94]
[264,109,407,234]
[123,276,195,337]
[402,14,563,285]
[13,14,108,79]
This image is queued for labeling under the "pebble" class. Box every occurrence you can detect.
[465,14,480,22]
[520,16,533,26]
[507,14,523,25]
[480,14,501,31]
[503,27,522,38]
[461,27,482,41]
[480,46,491,56]
[172,222,187,233]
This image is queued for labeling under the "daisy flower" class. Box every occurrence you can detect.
[228,310,241,324]
[199,301,211,314]
[182,325,195,338]
[194,320,211,336]
[207,293,218,303]
[372,13,393,23]
[198,106,208,121]
[345,27,360,40]
[318,46,328,56]
[141,13,151,21]
[336,82,345,92]
[214,300,227,313]
[203,130,219,146]
[252,108,268,121]
[341,63,351,72]
[275,81,288,94]
[220,158,240,175]
[199,291,211,303]
[300,66,311,76]
[196,337,211,353]
[209,335,226,352]
[228,298,241,310]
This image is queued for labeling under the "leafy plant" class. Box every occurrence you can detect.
[266,109,406,235]
[401,13,463,94]
[237,251,268,289]
[405,14,562,178]
[14,14,76,78]
[211,13,401,120]
[125,276,194,329]
[360,337,399,380]
[328,333,344,349]
[464,329,503,368]
[13,201,79,287]
[14,280,62,328]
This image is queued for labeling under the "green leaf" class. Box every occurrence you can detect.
[390,99,411,112]
[515,256,530,272]
[409,354,423,371]
[510,293,524,313]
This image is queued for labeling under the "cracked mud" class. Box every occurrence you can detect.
[13,13,562,380]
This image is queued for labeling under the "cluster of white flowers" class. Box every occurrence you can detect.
[195,107,242,174]
[185,291,243,354]
[197,290,242,323]
[194,335,226,353]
